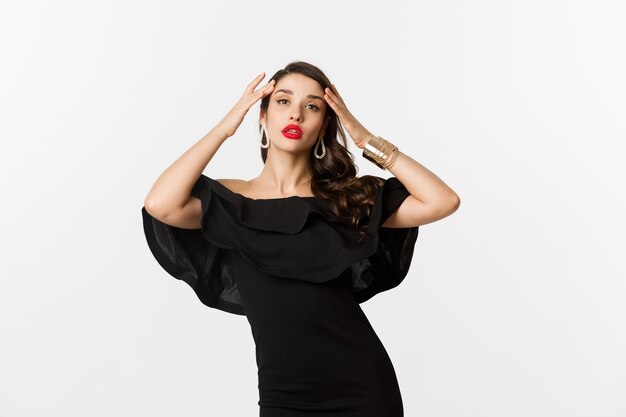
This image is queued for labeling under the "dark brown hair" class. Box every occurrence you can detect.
[259,61,384,240]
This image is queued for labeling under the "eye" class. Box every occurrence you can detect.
[275,98,320,112]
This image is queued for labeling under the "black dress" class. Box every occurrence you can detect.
[141,174,420,416]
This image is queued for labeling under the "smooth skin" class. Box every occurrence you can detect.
[144,71,460,230]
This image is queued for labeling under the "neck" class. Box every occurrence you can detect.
[255,147,313,193]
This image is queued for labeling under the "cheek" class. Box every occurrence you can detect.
[268,103,286,118]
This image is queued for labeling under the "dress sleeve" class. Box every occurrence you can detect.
[141,175,245,316]
[348,176,420,304]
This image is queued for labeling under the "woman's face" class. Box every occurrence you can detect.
[261,73,328,153]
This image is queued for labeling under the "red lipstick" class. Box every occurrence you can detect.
[282,124,303,139]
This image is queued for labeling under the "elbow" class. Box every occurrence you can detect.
[450,194,461,211]
[143,196,176,219]
[448,194,461,215]
[144,198,164,219]
[144,195,190,220]
[144,194,159,211]
[438,194,460,218]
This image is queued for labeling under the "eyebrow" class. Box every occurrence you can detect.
[274,88,323,101]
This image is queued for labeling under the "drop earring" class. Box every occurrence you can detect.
[260,123,269,149]
[314,136,326,159]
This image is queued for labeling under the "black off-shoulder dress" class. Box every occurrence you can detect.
[141,174,419,416]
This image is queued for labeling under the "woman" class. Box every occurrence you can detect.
[142,61,460,416]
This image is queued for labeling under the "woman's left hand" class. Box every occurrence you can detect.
[324,84,374,149]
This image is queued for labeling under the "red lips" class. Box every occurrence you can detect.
[282,124,303,138]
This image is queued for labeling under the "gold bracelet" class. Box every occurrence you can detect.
[362,135,399,170]
[385,146,400,169]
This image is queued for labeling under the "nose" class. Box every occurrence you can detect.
[290,110,302,122]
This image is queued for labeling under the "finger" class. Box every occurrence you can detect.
[326,92,354,124]
[246,80,275,107]
[325,87,343,106]
[325,88,343,107]
[324,91,345,117]
[327,84,344,103]
[245,71,266,95]
[253,77,274,92]
[255,79,275,97]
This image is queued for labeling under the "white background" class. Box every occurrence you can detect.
[1,0,625,416]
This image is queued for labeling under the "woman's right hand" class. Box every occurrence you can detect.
[215,72,276,139]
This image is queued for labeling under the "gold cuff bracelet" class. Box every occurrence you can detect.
[362,135,400,170]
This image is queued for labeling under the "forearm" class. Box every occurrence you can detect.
[144,126,229,215]
[385,149,460,208]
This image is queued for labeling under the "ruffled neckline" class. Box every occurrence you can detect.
[210,177,320,202]
[198,175,361,236]
[187,174,386,283]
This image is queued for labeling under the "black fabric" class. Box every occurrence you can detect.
[141,174,419,315]
[141,174,419,415]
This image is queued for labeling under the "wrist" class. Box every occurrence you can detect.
[362,135,399,170]
[358,135,374,150]
[210,126,231,142]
